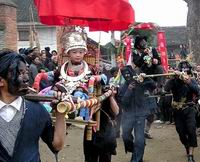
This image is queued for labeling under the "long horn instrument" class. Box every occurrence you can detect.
[24,94,98,127]
[133,72,176,79]
[24,89,113,113]
[57,89,113,113]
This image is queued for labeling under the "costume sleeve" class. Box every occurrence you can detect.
[164,79,174,92]
[40,107,58,153]
[188,79,200,97]
[152,48,161,65]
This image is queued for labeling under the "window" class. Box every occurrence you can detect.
[18,30,29,41]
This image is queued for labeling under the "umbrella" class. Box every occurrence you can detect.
[34,0,135,31]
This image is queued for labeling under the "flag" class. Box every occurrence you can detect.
[157,31,169,72]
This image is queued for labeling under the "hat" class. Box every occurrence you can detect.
[63,32,87,54]
[24,48,33,55]
[134,36,147,49]
[45,47,50,51]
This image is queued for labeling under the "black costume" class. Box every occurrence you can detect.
[165,77,199,146]
[164,76,199,162]
[132,36,165,88]
[84,98,117,162]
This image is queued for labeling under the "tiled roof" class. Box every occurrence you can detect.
[13,0,39,23]
[0,0,16,7]
[161,26,187,46]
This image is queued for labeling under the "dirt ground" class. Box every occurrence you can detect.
[40,123,200,162]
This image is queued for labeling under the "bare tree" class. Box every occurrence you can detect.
[184,0,200,64]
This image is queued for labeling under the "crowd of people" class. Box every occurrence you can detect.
[0,31,200,162]
[18,47,59,90]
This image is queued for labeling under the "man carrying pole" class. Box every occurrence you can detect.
[0,49,66,162]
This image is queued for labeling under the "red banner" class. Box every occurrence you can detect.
[124,36,132,64]
[157,31,168,72]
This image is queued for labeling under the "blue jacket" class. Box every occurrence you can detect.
[0,100,56,162]
[119,78,156,116]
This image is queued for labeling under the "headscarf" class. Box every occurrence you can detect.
[0,50,26,79]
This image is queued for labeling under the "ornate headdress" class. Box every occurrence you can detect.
[63,31,87,54]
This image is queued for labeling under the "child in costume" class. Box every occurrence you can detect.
[33,31,107,120]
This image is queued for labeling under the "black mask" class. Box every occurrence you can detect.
[138,39,147,50]
[7,61,29,96]
[121,65,136,82]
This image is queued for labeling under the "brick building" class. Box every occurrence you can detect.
[12,0,57,51]
[0,0,17,50]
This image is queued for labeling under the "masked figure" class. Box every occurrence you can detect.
[132,36,165,88]
[118,65,157,162]
[164,61,200,162]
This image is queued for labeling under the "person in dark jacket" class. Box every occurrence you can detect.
[109,67,124,138]
[84,86,119,162]
[47,55,59,71]
[118,65,156,162]
[164,61,200,162]
[0,49,66,162]
[45,47,52,59]
[23,48,34,65]
[28,54,41,86]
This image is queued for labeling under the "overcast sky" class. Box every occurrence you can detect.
[88,0,188,45]
[131,0,188,27]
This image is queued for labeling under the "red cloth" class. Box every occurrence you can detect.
[34,0,135,31]
[157,31,169,72]
[124,36,132,63]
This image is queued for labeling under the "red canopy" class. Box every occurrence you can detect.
[133,22,158,30]
[34,0,135,31]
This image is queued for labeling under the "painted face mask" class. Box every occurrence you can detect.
[7,61,29,96]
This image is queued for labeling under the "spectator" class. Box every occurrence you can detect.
[180,44,188,59]
[45,47,52,59]
[51,50,58,56]
[48,55,59,71]
[29,54,41,86]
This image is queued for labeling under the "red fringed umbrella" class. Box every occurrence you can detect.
[34,0,135,31]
